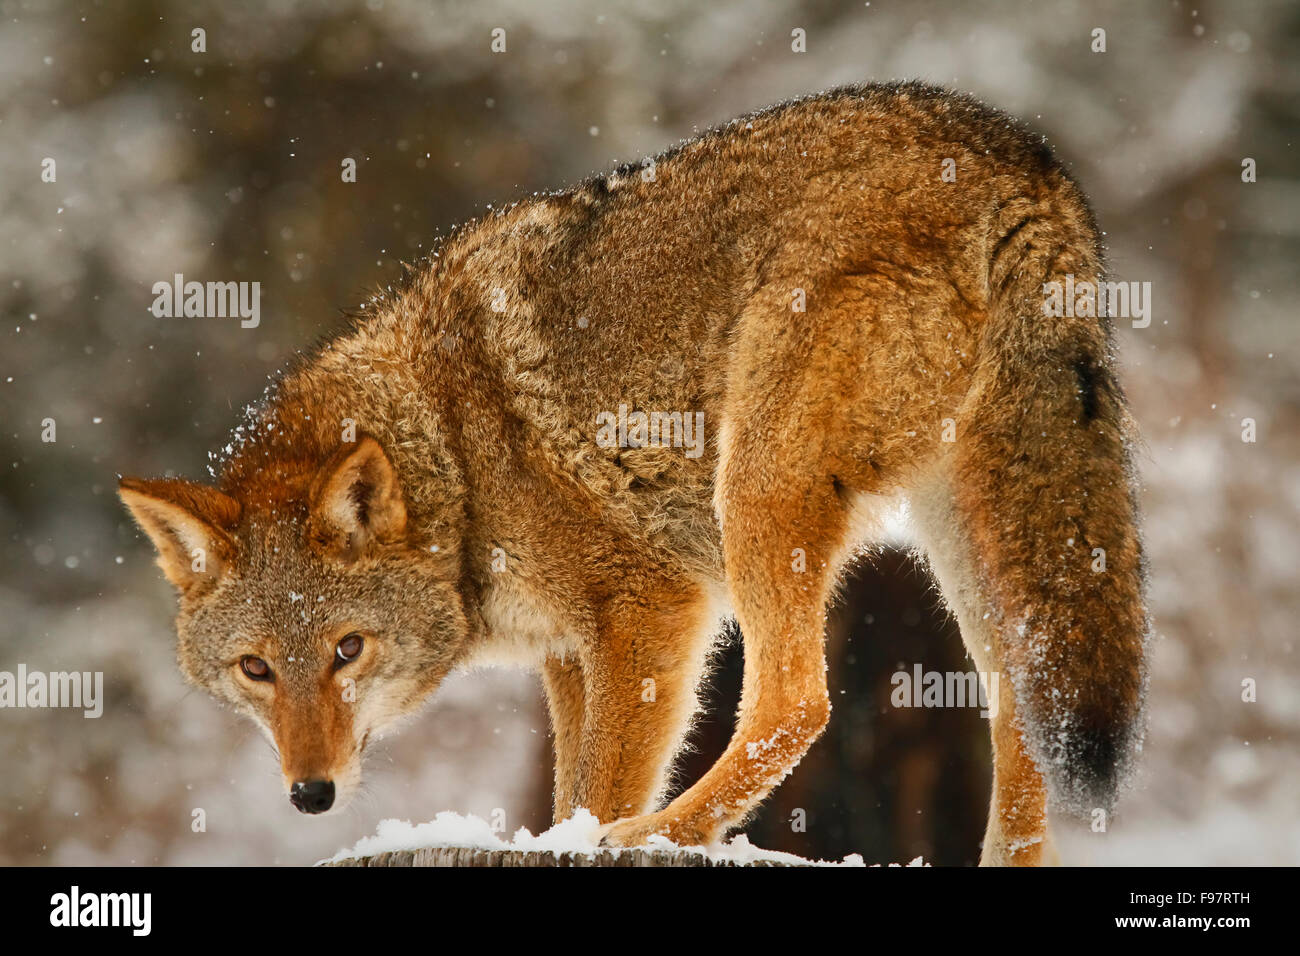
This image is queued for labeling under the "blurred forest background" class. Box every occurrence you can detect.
[1,0,1297,865]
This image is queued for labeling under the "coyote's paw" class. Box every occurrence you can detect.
[597,810,714,850]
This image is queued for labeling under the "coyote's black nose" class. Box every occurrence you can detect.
[290,779,335,814]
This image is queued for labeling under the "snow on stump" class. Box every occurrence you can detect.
[319,810,866,868]
[326,846,803,867]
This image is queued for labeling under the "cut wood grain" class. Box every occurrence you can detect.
[324,846,808,867]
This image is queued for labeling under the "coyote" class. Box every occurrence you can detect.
[120,83,1148,865]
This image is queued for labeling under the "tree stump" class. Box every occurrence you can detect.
[324,846,809,867]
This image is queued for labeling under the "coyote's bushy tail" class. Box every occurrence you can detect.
[954,191,1150,815]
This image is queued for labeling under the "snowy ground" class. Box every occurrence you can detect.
[323,808,879,867]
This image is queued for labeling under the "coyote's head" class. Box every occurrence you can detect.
[119,435,467,815]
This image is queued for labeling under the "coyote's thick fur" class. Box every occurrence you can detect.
[121,83,1148,865]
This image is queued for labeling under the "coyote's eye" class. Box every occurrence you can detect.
[240,656,273,681]
[335,633,364,667]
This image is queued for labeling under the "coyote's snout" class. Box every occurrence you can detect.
[121,82,1148,862]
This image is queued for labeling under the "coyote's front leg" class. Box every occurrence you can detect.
[564,583,717,826]
[602,454,843,848]
[540,656,586,822]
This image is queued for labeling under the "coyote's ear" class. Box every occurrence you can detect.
[308,434,407,557]
[118,477,241,595]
